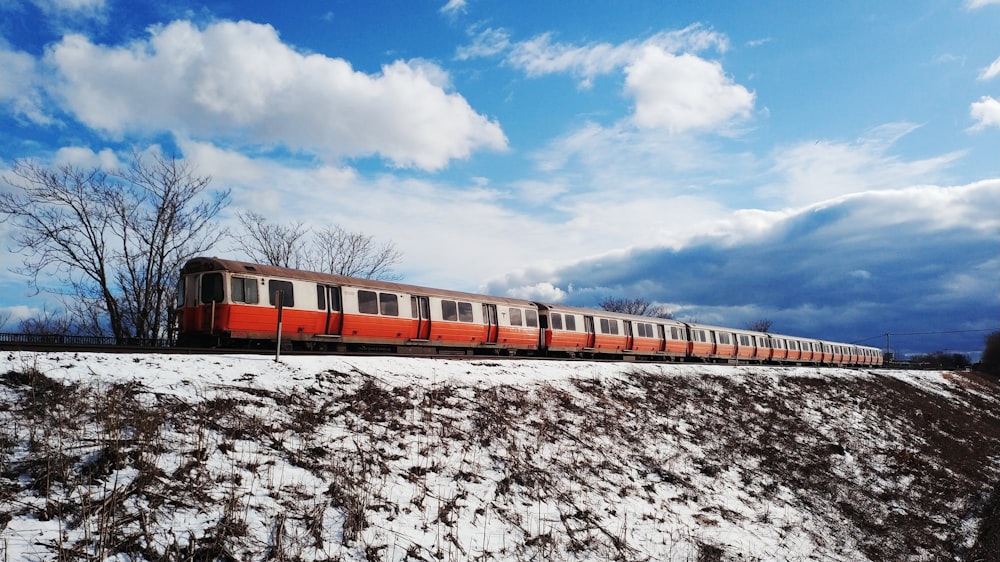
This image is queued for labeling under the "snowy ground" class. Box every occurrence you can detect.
[2,352,1000,561]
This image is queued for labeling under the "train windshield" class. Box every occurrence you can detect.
[201,272,224,303]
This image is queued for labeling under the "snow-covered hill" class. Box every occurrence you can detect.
[2,352,999,561]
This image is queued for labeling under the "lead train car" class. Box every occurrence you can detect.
[176,257,883,366]
[177,257,540,354]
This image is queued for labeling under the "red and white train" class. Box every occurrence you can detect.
[176,257,884,366]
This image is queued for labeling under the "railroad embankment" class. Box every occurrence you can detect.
[2,353,999,561]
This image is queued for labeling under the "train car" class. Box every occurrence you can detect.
[535,303,691,360]
[176,257,886,367]
[684,323,739,363]
[177,257,540,354]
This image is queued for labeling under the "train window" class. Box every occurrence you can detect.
[442,300,458,321]
[458,302,474,322]
[201,273,224,303]
[670,327,681,340]
[600,319,610,333]
[565,315,577,331]
[551,313,563,330]
[176,279,185,307]
[510,308,523,326]
[317,285,325,310]
[380,293,399,316]
[525,309,538,328]
[358,290,378,314]
[718,332,731,345]
[268,280,294,307]
[231,277,258,304]
[739,334,751,346]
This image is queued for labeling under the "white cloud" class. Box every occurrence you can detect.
[52,146,119,169]
[484,180,1000,351]
[33,0,105,12]
[969,96,1000,130]
[979,56,1000,80]
[440,0,467,17]
[45,20,507,171]
[503,282,566,302]
[0,41,52,124]
[506,25,728,88]
[966,0,1000,8]
[456,27,510,60]
[763,123,963,205]
[488,25,752,135]
[624,46,754,133]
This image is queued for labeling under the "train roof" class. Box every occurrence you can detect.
[181,257,540,308]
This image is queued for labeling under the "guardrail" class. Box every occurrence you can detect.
[0,332,174,348]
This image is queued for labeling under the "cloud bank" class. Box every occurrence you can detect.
[486,180,1000,355]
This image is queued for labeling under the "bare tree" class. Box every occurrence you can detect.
[234,211,309,268]
[113,151,229,340]
[17,306,76,335]
[0,152,229,340]
[235,217,403,281]
[0,161,124,337]
[306,225,403,280]
[599,296,674,319]
[745,318,773,333]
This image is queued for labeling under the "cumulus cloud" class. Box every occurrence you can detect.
[624,46,754,133]
[969,96,1000,130]
[469,24,752,134]
[44,20,507,170]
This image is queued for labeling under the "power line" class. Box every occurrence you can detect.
[852,328,999,345]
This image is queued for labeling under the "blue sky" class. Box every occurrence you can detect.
[1,0,998,358]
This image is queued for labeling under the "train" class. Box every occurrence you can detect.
[176,256,884,366]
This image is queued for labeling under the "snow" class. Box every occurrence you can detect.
[2,351,999,561]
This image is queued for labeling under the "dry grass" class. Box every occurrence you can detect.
[2,362,1000,561]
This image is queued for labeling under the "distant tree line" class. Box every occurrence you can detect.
[908,351,972,370]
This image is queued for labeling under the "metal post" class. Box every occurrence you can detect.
[275,290,284,363]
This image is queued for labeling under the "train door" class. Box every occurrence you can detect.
[482,303,499,343]
[623,320,635,351]
[318,285,343,336]
[583,316,596,348]
[412,296,431,340]
[583,316,597,349]
[657,324,667,352]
